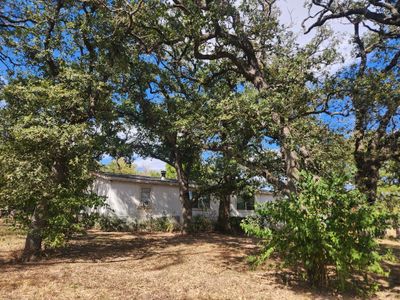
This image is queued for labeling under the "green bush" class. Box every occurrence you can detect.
[241,172,391,291]
[229,216,245,235]
[188,215,214,233]
[97,215,129,232]
[141,216,180,232]
[97,215,181,232]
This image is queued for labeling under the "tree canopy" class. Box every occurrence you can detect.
[0,0,399,266]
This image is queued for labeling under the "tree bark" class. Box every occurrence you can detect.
[354,127,381,204]
[180,182,192,232]
[22,158,67,261]
[280,125,300,195]
[22,200,47,261]
[355,158,380,204]
[174,157,192,232]
[217,194,232,233]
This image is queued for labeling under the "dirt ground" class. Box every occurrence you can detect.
[0,222,399,300]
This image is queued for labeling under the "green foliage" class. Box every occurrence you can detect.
[382,249,398,263]
[42,197,105,249]
[101,158,163,177]
[241,172,391,290]
[147,216,180,233]
[188,215,215,233]
[165,164,177,179]
[229,217,245,235]
[97,215,131,232]
[101,158,137,175]
[97,215,181,233]
[378,160,400,230]
[0,71,110,249]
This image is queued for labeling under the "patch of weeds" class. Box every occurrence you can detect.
[382,249,398,263]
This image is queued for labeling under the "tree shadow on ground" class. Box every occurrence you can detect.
[0,230,259,270]
[376,240,400,292]
[254,239,400,299]
[1,229,399,299]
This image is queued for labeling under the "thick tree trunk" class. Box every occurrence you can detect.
[355,159,380,204]
[174,158,192,232]
[180,183,192,232]
[281,126,300,196]
[354,131,381,204]
[217,194,231,233]
[282,147,299,195]
[22,159,66,261]
[22,200,47,261]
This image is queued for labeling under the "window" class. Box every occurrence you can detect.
[190,191,211,209]
[140,188,151,206]
[236,192,255,210]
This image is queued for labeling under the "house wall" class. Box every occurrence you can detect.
[93,177,274,221]
[93,178,182,220]
[230,192,274,217]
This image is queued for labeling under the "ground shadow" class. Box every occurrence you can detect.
[1,228,399,299]
[0,230,258,270]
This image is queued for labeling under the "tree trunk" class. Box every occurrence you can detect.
[174,158,192,232]
[22,159,66,261]
[355,160,380,204]
[354,134,381,204]
[180,184,192,232]
[22,200,47,261]
[281,125,299,195]
[217,194,231,233]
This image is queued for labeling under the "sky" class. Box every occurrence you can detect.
[101,154,166,171]
[118,0,358,172]
[278,0,355,63]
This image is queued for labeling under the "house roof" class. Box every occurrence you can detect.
[94,172,274,195]
[95,172,180,186]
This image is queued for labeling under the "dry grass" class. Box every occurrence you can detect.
[0,221,399,300]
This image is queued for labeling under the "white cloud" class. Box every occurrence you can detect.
[134,157,166,171]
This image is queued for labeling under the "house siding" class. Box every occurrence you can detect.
[93,173,274,221]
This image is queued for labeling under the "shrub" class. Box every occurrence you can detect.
[141,216,180,232]
[97,215,181,232]
[189,215,214,233]
[241,172,391,291]
[97,215,128,232]
[229,216,245,235]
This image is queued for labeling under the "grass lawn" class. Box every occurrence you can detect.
[0,221,399,300]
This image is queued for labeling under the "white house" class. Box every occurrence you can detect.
[93,172,274,222]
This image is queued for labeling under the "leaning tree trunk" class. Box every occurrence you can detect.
[217,194,232,233]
